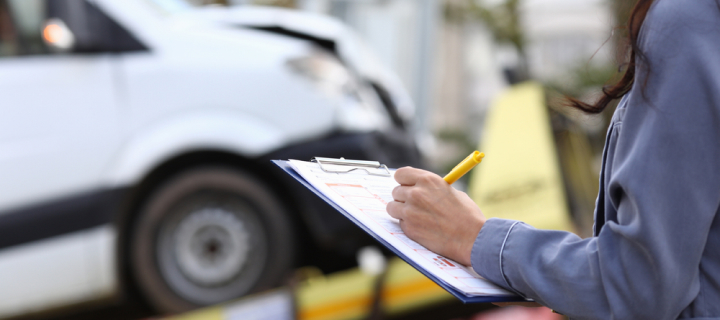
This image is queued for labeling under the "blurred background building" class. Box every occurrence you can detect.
[184,0,616,169]
[238,0,616,170]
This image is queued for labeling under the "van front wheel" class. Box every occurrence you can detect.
[130,167,294,313]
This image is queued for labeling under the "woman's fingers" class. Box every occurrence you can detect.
[395,167,448,190]
[391,185,410,202]
[393,167,424,186]
[386,200,405,220]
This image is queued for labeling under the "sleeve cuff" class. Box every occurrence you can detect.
[471,218,522,293]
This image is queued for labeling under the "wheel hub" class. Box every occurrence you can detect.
[174,208,250,287]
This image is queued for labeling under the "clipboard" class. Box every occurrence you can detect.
[313,157,391,176]
[273,159,524,303]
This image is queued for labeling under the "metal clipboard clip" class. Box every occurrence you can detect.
[312,157,391,177]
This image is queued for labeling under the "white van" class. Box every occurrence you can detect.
[0,0,421,317]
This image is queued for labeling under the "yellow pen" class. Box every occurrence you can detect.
[443,151,485,184]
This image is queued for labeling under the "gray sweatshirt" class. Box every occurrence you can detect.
[470,0,720,319]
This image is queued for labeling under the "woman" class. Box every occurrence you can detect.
[386,0,720,318]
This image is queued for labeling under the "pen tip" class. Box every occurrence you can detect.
[473,151,485,162]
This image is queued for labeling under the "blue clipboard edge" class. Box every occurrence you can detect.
[272,160,525,303]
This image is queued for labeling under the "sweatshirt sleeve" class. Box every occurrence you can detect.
[471,1,720,319]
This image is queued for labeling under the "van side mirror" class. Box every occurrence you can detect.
[42,18,75,52]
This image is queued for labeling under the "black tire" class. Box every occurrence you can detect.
[130,166,294,313]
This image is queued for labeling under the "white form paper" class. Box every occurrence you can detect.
[288,160,513,297]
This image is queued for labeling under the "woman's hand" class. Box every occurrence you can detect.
[386,167,487,266]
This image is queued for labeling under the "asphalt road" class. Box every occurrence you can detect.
[20,293,497,320]
[14,294,153,320]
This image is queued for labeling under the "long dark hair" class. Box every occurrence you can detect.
[569,0,655,114]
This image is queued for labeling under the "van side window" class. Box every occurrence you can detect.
[0,0,145,56]
[0,0,20,56]
[10,0,47,54]
[0,0,49,56]
[47,0,147,53]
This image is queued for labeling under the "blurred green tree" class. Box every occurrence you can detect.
[445,0,528,81]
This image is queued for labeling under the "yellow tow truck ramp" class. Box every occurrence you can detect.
[469,82,574,232]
